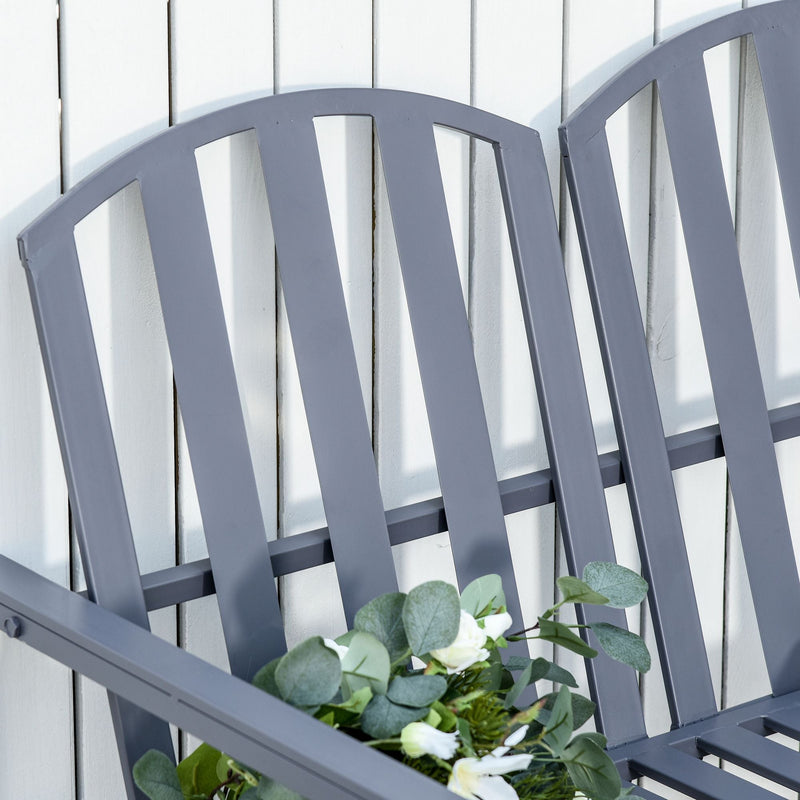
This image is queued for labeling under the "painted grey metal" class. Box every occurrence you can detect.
[698,726,800,789]
[139,153,286,679]
[491,122,644,745]
[17,88,638,795]
[658,52,800,697]
[20,231,174,797]
[255,112,397,619]
[561,0,800,791]
[124,399,800,612]
[561,0,800,724]
[0,553,454,800]
[630,747,785,800]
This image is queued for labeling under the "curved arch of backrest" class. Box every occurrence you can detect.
[19,87,648,789]
[560,0,800,732]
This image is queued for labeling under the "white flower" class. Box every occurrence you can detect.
[431,610,490,673]
[480,611,513,642]
[447,753,533,800]
[400,722,459,759]
[323,638,349,660]
[491,725,528,757]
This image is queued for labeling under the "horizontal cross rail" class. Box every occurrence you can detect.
[102,402,800,611]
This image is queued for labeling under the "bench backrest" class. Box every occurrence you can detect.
[561,0,800,732]
[19,88,644,793]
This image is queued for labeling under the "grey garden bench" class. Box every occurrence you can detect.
[1,2,799,799]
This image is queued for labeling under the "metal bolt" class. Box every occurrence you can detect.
[3,617,22,639]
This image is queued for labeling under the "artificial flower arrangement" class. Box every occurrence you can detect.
[134,563,650,800]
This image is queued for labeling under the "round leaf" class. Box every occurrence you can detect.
[360,694,429,739]
[402,580,461,656]
[582,562,648,609]
[354,592,409,661]
[341,632,391,698]
[252,658,282,698]
[460,574,505,616]
[275,636,342,707]
[589,622,651,673]
[132,750,183,800]
[387,674,447,707]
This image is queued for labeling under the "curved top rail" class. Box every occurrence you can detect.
[560,0,800,146]
[18,87,533,266]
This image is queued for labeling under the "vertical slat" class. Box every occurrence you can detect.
[374,115,524,629]
[139,154,286,677]
[658,57,800,695]
[0,4,72,798]
[753,18,800,292]
[21,235,174,799]
[470,0,562,674]
[563,127,717,727]
[59,2,173,797]
[256,114,398,619]
[169,0,276,754]
[561,0,656,728]
[275,0,372,645]
[496,132,645,744]
[373,0,470,597]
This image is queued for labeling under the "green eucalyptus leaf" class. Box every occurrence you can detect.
[252,658,282,698]
[354,592,409,661]
[341,632,391,698]
[563,736,621,800]
[431,700,458,732]
[176,742,222,797]
[402,580,461,656]
[590,622,651,673]
[539,691,596,729]
[582,562,648,609]
[537,618,598,659]
[360,694,429,739]
[387,674,447,707]
[570,731,608,750]
[542,685,573,756]
[274,636,342,707]
[460,574,506,617]
[132,750,183,800]
[557,576,610,605]
[504,655,535,671]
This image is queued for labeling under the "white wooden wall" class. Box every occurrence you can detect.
[0,1,798,797]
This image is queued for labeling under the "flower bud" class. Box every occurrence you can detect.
[400,722,459,759]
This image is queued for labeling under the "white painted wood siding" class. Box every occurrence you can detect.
[0,3,796,797]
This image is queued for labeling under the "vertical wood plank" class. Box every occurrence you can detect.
[59,1,171,795]
[471,1,562,659]
[0,3,70,797]
[562,0,655,726]
[170,0,275,755]
[374,0,470,596]
[275,0,373,646]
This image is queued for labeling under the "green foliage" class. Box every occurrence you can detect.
[134,563,652,800]
[340,632,390,698]
[402,580,461,656]
[132,750,183,800]
[589,622,651,673]
[387,674,447,707]
[274,636,342,708]
[460,573,506,617]
[582,562,648,609]
[359,694,429,738]
[176,743,223,797]
[354,592,409,662]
